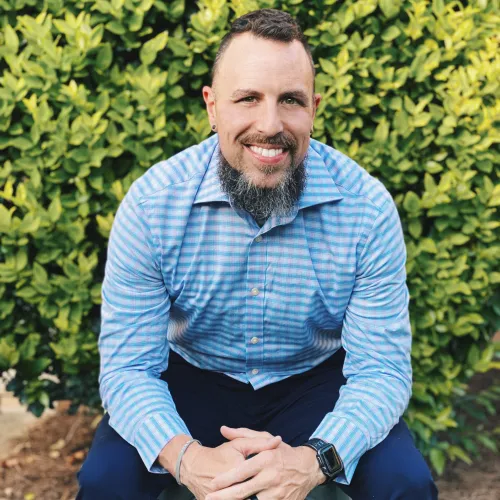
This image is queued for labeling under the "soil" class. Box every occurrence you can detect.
[0,394,498,500]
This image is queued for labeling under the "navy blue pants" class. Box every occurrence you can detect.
[77,349,438,499]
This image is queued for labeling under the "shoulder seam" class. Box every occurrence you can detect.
[135,171,204,207]
[309,141,387,213]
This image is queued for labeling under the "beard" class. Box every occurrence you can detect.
[216,134,307,223]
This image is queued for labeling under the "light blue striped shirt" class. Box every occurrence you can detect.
[99,134,412,485]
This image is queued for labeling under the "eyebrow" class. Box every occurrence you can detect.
[230,88,310,104]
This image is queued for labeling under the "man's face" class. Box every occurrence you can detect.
[203,33,321,191]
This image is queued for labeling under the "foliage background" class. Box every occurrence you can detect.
[0,0,499,474]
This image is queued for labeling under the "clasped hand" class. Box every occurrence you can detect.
[182,427,323,500]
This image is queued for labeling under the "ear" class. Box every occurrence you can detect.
[312,93,322,121]
[203,86,217,126]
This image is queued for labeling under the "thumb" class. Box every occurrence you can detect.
[231,435,282,458]
[221,426,274,441]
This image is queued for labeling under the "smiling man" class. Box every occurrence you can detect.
[77,9,438,500]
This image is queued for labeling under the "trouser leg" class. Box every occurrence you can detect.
[77,350,257,500]
[76,413,176,500]
[262,350,438,499]
[336,418,439,500]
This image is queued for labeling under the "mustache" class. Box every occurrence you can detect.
[239,132,297,151]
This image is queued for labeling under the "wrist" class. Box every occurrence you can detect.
[158,434,193,474]
[298,446,327,487]
[178,441,203,489]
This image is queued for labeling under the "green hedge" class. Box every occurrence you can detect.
[0,0,499,474]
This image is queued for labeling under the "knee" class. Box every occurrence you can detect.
[391,464,438,499]
[77,456,113,496]
[358,455,437,500]
[77,452,141,499]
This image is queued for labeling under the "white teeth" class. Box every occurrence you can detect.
[249,146,283,157]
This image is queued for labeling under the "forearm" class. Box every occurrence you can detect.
[312,368,411,484]
[100,369,191,472]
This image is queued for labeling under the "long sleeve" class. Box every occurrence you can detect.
[98,191,191,473]
[310,196,413,485]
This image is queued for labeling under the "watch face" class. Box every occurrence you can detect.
[323,445,343,475]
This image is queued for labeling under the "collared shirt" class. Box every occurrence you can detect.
[99,134,412,485]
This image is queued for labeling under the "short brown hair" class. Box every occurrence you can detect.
[211,8,315,87]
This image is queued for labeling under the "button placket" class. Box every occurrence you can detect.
[245,231,266,379]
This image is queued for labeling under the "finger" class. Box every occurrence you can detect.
[207,470,268,500]
[221,426,274,440]
[211,453,267,490]
[232,435,282,457]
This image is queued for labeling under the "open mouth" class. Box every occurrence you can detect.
[244,144,289,165]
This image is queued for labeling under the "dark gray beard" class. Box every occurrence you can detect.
[217,148,307,223]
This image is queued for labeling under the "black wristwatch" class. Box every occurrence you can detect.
[301,438,343,483]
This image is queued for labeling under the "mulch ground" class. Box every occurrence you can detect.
[0,406,97,500]
[0,393,498,500]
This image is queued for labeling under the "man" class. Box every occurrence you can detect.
[78,8,438,500]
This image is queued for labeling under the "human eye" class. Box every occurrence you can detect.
[282,95,305,106]
[239,96,257,103]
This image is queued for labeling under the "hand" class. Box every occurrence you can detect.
[180,433,282,500]
[206,427,325,500]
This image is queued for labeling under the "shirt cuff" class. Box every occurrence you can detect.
[134,412,191,473]
[310,416,368,485]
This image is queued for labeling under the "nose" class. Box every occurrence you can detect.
[255,100,284,137]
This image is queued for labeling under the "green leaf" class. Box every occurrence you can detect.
[168,86,185,99]
[96,43,113,71]
[48,197,62,223]
[374,119,389,143]
[476,435,498,453]
[10,137,33,150]
[319,58,336,76]
[488,184,500,207]
[403,192,420,213]
[19,334,40,360]
[420,238,438,253]
[0,338,20,370]
[0,204,13,232]
[378,0,402,18]
[18,214,40,234]
[358,94,380,108]
[408,220,422,238]
[39,391,50,408]
[447,446,472,465]
[413,113,432,127]
[4,25,19,53]
[33,262,48,283]
[449,234,470,246]
[140,31,169,65]
[429,449,446,475]
[106,21,126,35]
[381,26,401,41]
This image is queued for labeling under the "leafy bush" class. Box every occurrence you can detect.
[0,0,498,474]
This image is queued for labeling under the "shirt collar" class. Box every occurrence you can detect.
[193,144,229,205]
[193,137,343,208]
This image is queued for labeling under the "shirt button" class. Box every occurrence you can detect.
[251,287,260,296]
[252,369,259,375]
[255,235,263,243]
[250,337,259,344]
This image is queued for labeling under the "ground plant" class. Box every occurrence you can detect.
[0,0,499,475]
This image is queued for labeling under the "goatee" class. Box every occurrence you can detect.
[217,144,307,223]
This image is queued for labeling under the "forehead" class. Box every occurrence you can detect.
[215,33,313,95]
